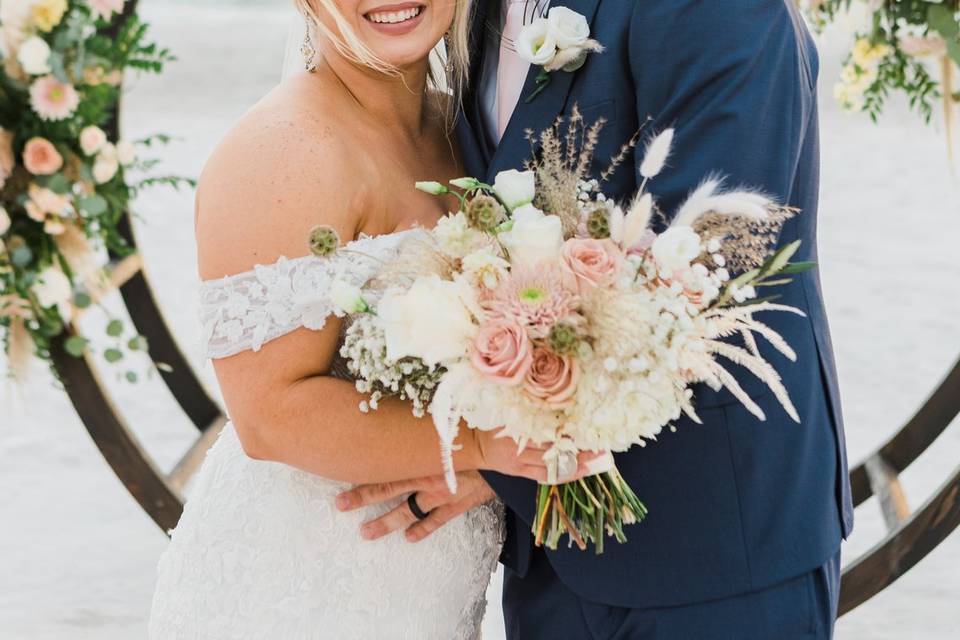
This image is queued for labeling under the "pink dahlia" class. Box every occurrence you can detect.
[29,75,80,121]
[485,268,580,339]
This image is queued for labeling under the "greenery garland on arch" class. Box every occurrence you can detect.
[0,0,190,381]
[804,1,959,128]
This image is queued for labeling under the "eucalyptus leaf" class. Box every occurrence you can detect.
[11,246,33,267]
[106,319,123,337]
[45,173,71,194]
[74,292,92,308]
[79,194,109,216]
[125,371,138,383]
[64,336,89,357]
[104,348,124,363]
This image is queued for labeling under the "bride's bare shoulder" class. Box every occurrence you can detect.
[196,75,367,279]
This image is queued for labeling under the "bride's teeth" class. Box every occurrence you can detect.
[367,6,422,24]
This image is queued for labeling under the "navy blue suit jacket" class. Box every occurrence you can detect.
[456,0,853,609]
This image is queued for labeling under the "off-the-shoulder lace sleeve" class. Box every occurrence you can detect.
[198,233,410,359]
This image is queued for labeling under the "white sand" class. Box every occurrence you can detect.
[1,3,958,638]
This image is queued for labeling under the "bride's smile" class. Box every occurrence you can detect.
[363,2,427,34]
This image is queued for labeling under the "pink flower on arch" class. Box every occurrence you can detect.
[22,137,63,175]
[88,0,125,21]
[29,75,80,121]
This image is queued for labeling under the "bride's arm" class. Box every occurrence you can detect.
[193,94,582,486]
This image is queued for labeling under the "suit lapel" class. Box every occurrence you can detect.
[486,0,601,181]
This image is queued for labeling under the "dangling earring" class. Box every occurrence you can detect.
[443,33,454,75]
[302,24,318,72]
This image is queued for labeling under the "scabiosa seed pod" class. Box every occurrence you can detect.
[586,206,611,239]
[548,322,581,355]
[465,194,507,232]
[308,225,340,257]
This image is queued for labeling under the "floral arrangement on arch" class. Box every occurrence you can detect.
[0,0,188,381]
[804,0,959,126]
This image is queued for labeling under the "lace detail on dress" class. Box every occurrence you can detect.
[199,232,413,359]
[152,230,505,639]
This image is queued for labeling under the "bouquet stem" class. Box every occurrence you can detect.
[532,466,647,555]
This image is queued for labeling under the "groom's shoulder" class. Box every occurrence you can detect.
[625,0,800,36]
[623,0,807,65]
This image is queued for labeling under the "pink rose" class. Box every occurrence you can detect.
[561,237,623,291]
[523,346,580,408]
[22,137,62,175]
[470,319,534,385]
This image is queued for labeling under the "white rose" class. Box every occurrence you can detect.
[17,36,51,75]
[515,19,557,66]
[546,6,590,49]
[79,126,107,156]
[115,139,136,165]
[0,206,10,235]
[329,279,367,315]
[93,153,119,184]
[500,204,564,269]
[651,226,702,272]
[32,266,72,312]
[378,275,476,367]
[493,169,536,211]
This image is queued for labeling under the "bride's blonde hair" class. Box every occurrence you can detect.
[295,0,474,118]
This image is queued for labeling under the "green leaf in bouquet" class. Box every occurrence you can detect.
[104,347,123,363]
[753,278,794,288]
[78,194,109,216]
[64,336,89,357]
[775,261,817,276]
[106,319,124,337]
[760,239,802,277]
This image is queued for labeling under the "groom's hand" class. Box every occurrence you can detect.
[335,471,496,543]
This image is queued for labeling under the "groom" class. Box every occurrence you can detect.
[346,1,853,637]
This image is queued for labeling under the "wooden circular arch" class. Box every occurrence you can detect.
[47,1,960,618]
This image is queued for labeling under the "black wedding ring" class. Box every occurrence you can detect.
[407,492,431,520]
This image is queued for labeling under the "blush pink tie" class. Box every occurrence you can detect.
[496,1,531,141]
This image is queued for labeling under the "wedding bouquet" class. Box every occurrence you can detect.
[315,111,811,553]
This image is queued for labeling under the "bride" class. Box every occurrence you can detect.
[148,1,595,638]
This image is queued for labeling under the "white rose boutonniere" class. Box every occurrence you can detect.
[516,6,603,103]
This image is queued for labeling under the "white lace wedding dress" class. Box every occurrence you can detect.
[149,232,504,640]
